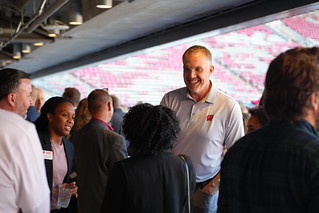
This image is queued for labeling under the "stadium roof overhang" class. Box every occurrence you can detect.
[1,0,319,78]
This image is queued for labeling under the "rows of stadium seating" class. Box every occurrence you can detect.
[32,11,319,107]
[283,14,319,41]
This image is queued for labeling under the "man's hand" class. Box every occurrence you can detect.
[201,173,220,195]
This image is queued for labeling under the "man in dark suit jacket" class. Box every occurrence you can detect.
[72,89,128,213]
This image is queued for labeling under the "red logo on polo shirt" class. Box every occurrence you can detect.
[206,114,214,121]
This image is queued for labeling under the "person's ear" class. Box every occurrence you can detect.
[7,93,16,107]
[310,92,319,111]
[210,65,214,75]
[47,113,54,122]
[107,101,112,112]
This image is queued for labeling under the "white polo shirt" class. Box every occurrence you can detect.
[161,84,244,182]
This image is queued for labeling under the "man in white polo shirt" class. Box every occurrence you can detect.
[161,45,244,213]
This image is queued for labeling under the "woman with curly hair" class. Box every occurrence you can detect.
[101,103,196,213]
[34,96,78,212]
[247,106,268,133]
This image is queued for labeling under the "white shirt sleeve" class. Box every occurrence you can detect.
[15,124,50,213]
[224,101,245,149]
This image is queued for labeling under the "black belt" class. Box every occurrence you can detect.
[195,177,213,190]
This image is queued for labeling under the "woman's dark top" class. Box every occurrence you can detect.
[101,152,196,213]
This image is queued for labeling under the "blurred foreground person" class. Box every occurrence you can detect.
[218,47,319,212]
[0,109,50,213]
[34,97,78,212]
[101,103,196,213]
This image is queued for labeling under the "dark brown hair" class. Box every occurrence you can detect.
[87,89,110,114]
[62,87,81,106]
[263,47,319,122]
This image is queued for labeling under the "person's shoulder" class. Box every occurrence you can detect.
[63,137,74,148]
[0,108,24,121]
[215,89,238,103]
[162,87,187,105]
[82,119,103,131]
[211,89,241,113]
[227,133,251,150]
[149,152,187,165]
[0,110,40,150]
[110,157,132,172]
[164,87,187,97]
[70,121,93,139]
[107,130,125,141]
[222,131,259,167]
[231,124,319,154]
[290,126,319,152]
[0,109,34,131]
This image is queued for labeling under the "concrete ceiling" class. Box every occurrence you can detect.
[1,0,319,78]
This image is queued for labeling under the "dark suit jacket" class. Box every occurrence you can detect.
[72,119,128,213]
[101,152,196,213]
[38,130,74,192]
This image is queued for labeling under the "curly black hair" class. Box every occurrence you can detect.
[248,106,268,126]
[122,103,180,156]
[34,96,73,132]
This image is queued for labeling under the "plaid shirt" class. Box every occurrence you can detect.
[218,120,319,213]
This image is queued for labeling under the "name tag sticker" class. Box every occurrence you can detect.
[43,150,53,160]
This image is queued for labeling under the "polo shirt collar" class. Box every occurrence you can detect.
[185,80,216,104]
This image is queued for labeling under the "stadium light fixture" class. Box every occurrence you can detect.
[69,0,83,25]
[34,42,44,46]
[13,44,21,60]
[97,0,112,9]
[22,43,31,53]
